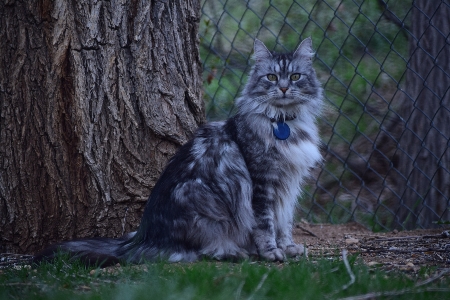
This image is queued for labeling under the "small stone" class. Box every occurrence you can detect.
[399,262,415,271]
[367,261,381,267]
[345,238,359,245]
[392,229,398,234]
[89,269,96,275]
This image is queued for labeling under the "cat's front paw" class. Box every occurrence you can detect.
[260,248,285,261]
[284,244,305,257]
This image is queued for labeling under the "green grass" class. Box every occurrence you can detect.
[1,254,449,300]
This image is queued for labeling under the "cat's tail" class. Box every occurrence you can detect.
[32,232,136,267]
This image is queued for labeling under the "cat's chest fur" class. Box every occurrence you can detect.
[271,120,322,180]
[233,115,321,178]
[227,114,321,213]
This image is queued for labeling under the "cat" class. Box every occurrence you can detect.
[34,37,323,265]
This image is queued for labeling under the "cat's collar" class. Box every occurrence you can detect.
[269,114,297,123]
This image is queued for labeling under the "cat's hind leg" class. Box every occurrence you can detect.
[190,216,254,261]
[200,242,250,261]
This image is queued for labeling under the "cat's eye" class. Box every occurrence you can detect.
[267,74,278,81]
[290,73,302,81]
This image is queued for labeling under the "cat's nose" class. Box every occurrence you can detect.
[280,87,289,93]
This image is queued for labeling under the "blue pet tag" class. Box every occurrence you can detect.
[273,122,290,140]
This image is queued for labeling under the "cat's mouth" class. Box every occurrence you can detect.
[271,97,307,108]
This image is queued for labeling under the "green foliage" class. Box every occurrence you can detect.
[2,255,449,300]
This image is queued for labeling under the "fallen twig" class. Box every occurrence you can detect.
[372,234,447,242]
[416,268,450,287]
[296,225,319,238]
[325,249,357,299]
[341,249,355,291]
[359,248,449,254]
[338,287,450,300]
[0,282,46,287]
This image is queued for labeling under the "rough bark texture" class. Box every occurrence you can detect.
[0,0,204,254]
[391,0,450,228]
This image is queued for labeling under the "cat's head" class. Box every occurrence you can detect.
[237,38,322,119]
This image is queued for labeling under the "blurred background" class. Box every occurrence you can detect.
[199,0,450,230]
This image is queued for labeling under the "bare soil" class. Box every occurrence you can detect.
[293,222,450,273]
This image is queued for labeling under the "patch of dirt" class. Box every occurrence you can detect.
[2,223,449,275]
[293,222,450,273]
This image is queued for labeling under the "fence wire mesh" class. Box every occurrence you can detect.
[199,0,450,230]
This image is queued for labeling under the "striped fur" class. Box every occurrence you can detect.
[34,38,323,265]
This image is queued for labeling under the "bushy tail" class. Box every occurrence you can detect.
[33,232,136,267]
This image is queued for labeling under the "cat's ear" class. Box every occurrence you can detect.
[293,37,315,60]
[253,39,272,62]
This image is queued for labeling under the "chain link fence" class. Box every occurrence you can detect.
[199,0,450,230]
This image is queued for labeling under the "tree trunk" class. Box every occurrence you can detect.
[0,0,204,254]
[393,0,450,228]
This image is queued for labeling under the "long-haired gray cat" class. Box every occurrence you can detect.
[35,38,323,265]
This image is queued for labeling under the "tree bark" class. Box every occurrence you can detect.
[392,0,450,228]
[0,0,204,254]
